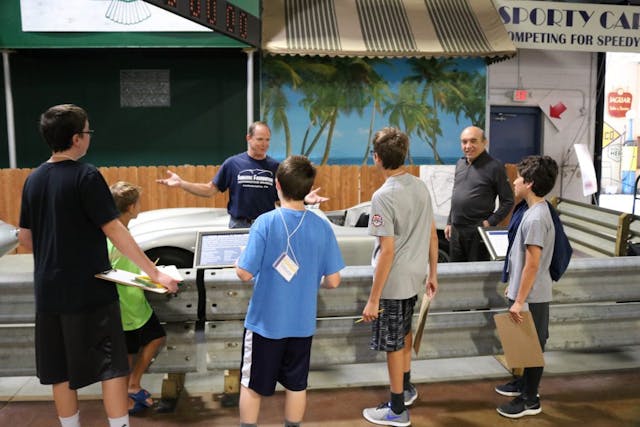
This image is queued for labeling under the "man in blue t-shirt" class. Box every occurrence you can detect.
[157,122,326,228]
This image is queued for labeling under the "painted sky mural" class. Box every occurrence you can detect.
[261,56,487,165]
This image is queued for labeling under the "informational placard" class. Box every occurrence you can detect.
[478,226,509,261]
[193,230,249,269]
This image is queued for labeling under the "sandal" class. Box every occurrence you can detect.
[128,399,148,416]
[128,389,153,408]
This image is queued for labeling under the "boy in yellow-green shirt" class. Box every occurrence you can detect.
[108,182,166,415]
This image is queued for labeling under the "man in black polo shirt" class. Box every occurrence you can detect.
[445,126,514,262]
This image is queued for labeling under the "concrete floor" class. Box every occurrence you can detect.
[1,346,639,426]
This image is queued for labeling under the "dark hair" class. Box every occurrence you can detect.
[276,155,316,201]
[372,127,409,169]
[109,181,141,214]
[248,121,270,137]
[39,104,88,152]
[517,155,558,197]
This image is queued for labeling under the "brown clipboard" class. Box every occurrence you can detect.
[413,293,431,355]
[494,311,545,368]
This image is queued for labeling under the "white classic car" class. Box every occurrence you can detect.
[128,203,449,268]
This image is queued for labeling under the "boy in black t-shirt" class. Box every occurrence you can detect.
[19,104,179,427]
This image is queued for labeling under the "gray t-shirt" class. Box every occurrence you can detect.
[368,173,434,300]
[507,201,555,303]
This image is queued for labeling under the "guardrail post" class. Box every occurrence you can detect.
[221,369,241,407]
[157,373,186,413]
[616,212,633,256]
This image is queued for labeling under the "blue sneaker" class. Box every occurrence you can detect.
[362,402,410,426]
[404,384,418,406]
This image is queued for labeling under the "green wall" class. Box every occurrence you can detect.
[4,48,249,168]
[0,1,261,168]
[0,63,7,168]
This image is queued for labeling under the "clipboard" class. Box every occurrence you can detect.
[413,293,431,355]
[494,311,545,368]
[96,265,183,294]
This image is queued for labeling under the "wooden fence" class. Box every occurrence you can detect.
[0,164,421,253]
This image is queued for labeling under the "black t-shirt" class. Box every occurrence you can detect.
[20,160,120,313]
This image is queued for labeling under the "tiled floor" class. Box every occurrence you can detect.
[1,370,639,426]
[1,346,639,426]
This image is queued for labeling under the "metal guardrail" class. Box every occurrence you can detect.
[551,197,634,257]
[1,256,640,377]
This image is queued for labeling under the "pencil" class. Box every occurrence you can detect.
[354,309,384,323]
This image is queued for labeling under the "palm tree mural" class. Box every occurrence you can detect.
[261,56,304,156]
[383,81,438,164]
[297,57,384,164]
[403,58,466,164]
[361,79,392,165]
[260,55,485,165]
[440,69,487,127]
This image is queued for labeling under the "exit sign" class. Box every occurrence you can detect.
[513,90,528,102]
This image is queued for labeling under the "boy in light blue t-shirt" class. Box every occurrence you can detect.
[235,155,344,427]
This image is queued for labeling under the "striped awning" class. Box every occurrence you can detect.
[262,0,516,61]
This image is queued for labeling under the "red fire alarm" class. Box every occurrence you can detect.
[513,89,528,102]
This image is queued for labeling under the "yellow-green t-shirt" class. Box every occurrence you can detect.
[107,240,153,331]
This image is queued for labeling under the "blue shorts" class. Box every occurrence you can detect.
[240,329,312,396]
[35,301,129,390]
[370,295,418,352]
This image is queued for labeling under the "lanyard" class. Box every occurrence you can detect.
[277,207,307,266]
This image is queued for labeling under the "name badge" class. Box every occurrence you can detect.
[273,252,299,282]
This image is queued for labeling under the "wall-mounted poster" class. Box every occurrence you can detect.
[20,0,210,31]
[261,56,487,165]
[601,53,640,194]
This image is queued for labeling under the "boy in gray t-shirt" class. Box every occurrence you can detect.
[496,155,559,419]
[361,128,439,427]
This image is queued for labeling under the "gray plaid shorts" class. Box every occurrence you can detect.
[369,295,418,352]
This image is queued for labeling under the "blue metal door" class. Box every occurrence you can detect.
[489,106,541,164]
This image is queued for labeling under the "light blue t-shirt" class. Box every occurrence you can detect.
[237,207,345,339]
[507,201,555,303]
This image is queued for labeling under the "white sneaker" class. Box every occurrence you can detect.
[362,402,410,427]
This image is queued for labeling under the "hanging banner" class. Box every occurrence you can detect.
[495,0,640,52]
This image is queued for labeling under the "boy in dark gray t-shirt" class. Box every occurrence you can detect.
[496,155,559,420]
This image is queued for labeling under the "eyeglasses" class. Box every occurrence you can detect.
[78,130,94,135]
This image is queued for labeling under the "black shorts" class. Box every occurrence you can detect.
[370,295,418,352]
[124,312,166,355]
[35,301,129,390]
[240,329,312,396]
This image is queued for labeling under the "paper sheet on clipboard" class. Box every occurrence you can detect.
[95,265,183,294]
[413,293,431,355]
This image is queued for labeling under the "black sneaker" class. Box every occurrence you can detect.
[494,378,523,397]
[497,396,542,419]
